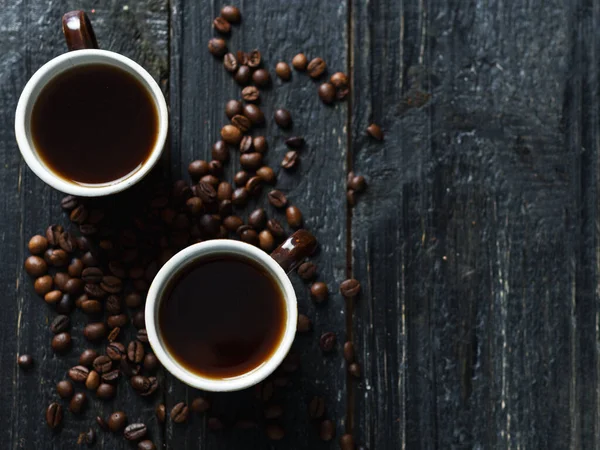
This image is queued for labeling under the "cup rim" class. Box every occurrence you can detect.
[145,239,298,392]
[14,49,168,197]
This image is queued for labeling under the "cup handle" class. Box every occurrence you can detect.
[62,10,99,51]
[270,229,318,273]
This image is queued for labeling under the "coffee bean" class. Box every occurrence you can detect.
[78,428,96,446]
[237,135,252,154]
[286,205,303,228]
[85,370,100,390]
[79,223,98,236]
[58,231,76,253]
[236,50,248,65]
[253,135,268,153]
[267,218,285,237]
[366,123,383,140]
[297,262,317,280]
[85,283,107,298]
[93,355,112,373]
[348,362,361,378]
[24,256,47,277]
[208,417,225,431]
[308,396,325,419]
[252,68,270,87]
[195,181,217,205]
[275,61,291,80]
[231,114,252,133]
[234,170,250,187]
[343,341,356,363]
[256,166,276,184]
[191,397,211,413]
[81,251,99,267]
[240,228,259,246]
[56,293,74,314]
[257,230,274,252]
[57,380,74,398]
[274,108,292,128]
[96,415,108,431]
[232,187,250,206]
[234,65,251,85]
[267,190,287,208]
[133,327,147,343]
[34,275,53,296]
[106,326,120,343]
[292,53,308,71]
[247,49,261,68]
[96,383,116,400]
[208,38,227,57]
[101,369,120,384]
[318,82,336,104]
[70,204,89,224]
[348,175,366,192]
[69,365,90,383]
[188,160,210,179]
[221,5,241,23]
[107,314,128,329]
[319,419,336,441]
[131,375,150,392]
[44,290,62,305]
[17,354,33,370]
[45,224,64,247]
[310,281,328,303]
[225,100,243,119]
[64,277,84,295]
[307,57,327,78]
[151,404,165,425]
[242,104,265,125]
[79,349,98,367]
[128,340,145,364]
[240,152,263,170]
[281,150,298,169]
[46,402,63,429]
[80,299,102,314]
[52,332,71,353]
[106,342,125,361]
[102,411,125,433]
[138,440,156,450]
[69,392,87,414]
[171,402,189,423]
[264,404,283,419]
[213,16,231,34]
[52,272,69,292]
[143,353,159,372]
[297,314,312,332]
[223,53,238,73]
[120,358,141,377]
[339,278,361,297]
[84,322,106,342]
[320,332,336,352]
[266,424,285,441]
[340,434,355,450]
[346,189,356,207]
[242,85,260,102]
[100,275,122,294]
[132,310,146,329]
[246,208,265,230]
[28,235,48,255]
[66,258,84,278]
[330,72,350,99]
[222,215,242,232]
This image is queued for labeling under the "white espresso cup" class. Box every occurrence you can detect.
[145,230,317,392]
[14,10,168,197]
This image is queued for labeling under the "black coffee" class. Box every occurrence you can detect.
[31,63,158,184]
[158,255,286,379]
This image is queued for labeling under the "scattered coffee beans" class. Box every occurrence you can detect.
[252,68,270,87]
[52,332,71,353]
[292,53,308,71]
[171,402,190,423]
[348,362,361,378]
[319,332,336,352]
[108,411,128,432]
[191,397,211,413]
[57,380,74,398]
[366,123,383,140]
[274,108,292,128]
[46,402,63,429]
[297,314,312,332]
[343,341,355,363]
[28,235,48,255]
[208,38,227,57]
[307,57,326,78]
[286,205,303,228]
[319,419,336,441]
[310,281,328,303]
[309,396,325,419]
[340,434,356,450]
[213,16,231,34]
[156,404,166,423]
[69,392,87,414]
[281,151,298,169]
[275,61,291,80]
[17,354,33,370]
[124,423,147,441]
[220,5,241,23]
[340,278,361,297]
[318,82,336,104]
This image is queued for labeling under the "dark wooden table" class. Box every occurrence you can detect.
[1,0,596,448]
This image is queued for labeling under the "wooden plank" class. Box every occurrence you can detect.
[168,0,349,447]
[350,0,585,448]
[0,2,169,449]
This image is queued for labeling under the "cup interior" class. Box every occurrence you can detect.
[145,240,298,392]
[14,49,168,197]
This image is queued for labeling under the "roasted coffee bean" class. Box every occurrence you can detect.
[140,377,158,396]
[266,424,285,441]
[24,255,47,277]
[234,170,250,187]
[366,123,383,140]
[234,65,251,85]
[213,16,231,34]
[242,85,260,102]
[102,369,120,384]
[236,50,249,65]
[212,140,230,162]
[264,404,283,419]
[340,278,361,297]
[85,283,107,299]
[252,68,270,87]
[120,358,141,377]
[85,370,101,390]
[188,160,210,179]
[348,174,366,192]
[52,332,71,353]
[81,251,99,267]
[58,231,76,253]
[283,137,303,150]
[247,49,261,68]
[80,299,102,314]
[199,214,221,237]
[50,315,70,335]
[223,52,238,72]
[101,275,122,294]
[96,415,109,431]
[128,341,145,364]
[75,293,88,309]
[221,5,241,23]
[340,342,356,366]
[253,136,267,153]
[137,328,149,343]
[286,205,303,228]
[46,402,63,429]
[267,190,287,208]
[124,292,142,309]
[107,411,128,432]
[225,99,243,119]
[34,275,53,296]
[310,281,328,303]
[258,230,275,252]
[143,352,159,372]
[340,434,355,450]
[56,293,75,314]
[318,82,336,104]
[107,314,128,329]
[107,327,120,343]
[239,135,253,153]
[69,392,87,414]
[64,277,84,295]
[171,402,189,423]
[232,187,250,206]
[231,114,252,132]
[28,235,48,255]
[67,258,84,278]
[106,342,125,361]
[297,314,312,332]
[132,310,146,329]
[275,61,291,80]
[44,290,62,305]
[240,152,263,170]
[70,205,89,224]
[78,428,96,446]
[274,108,292,128]
[185,197,203,216]
[266,218,285,237]
[96,383,116,400]
[79,223,98,236]
[131,375,150,392]
[330,72,350,99]
[17,354,33,370]
[297,262,317,280]
[93,355,113,373]
[79,349,98,367]
[69,365,90,383]
[57,380,74,398]
[348,362,361,378]
[307,57,327,78]
[308,396,325,419]
[240,228,259,246]
[248,208,267,229]
[281,150,298,169]
[243,104,265,125]
[292,53,308,71]
[222,123,243,144]
[84,322,106,341]
[320,419,336,441]
[320,331,336,352]
[216,182,233,202]
[138,441,156,450]
[156,404,166,423]
[45,224,64,247]
[74,236,90,252]
[346,189,356,207]
[208,37,227,57]
[223,215,243,232]
[191,397,211,413]
[53,272,69,291]
[199,174,219,187]
[195,181,217,204]
[256,166,276,184]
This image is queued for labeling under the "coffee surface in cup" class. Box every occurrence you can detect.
[158,254,286,379]
[31,63,158,184]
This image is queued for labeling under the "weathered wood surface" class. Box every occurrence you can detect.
[0,0,598,449]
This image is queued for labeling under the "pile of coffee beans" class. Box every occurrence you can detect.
[20,5,376,449]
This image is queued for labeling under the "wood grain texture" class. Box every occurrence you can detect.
[0,1,168,449]
[350,0,594,448]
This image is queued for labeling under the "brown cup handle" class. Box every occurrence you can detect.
[270,230,317,273]
[62,10,98,51]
